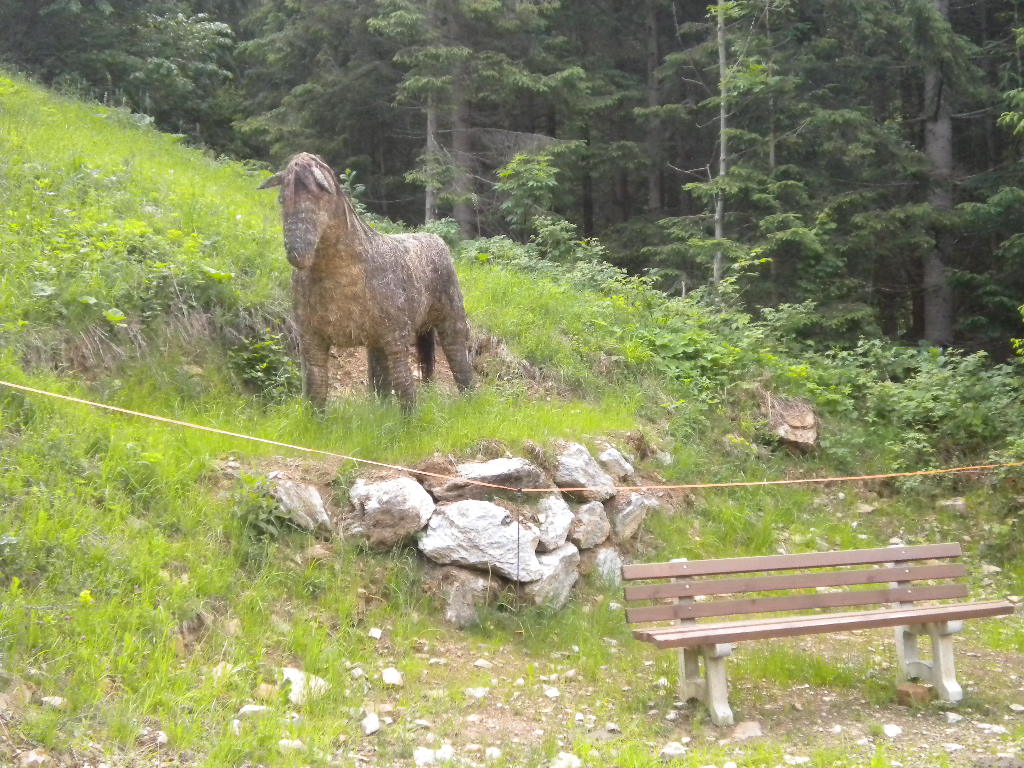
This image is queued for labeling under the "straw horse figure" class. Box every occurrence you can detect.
[260,152,474,407]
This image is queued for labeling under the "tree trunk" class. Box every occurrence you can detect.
[425,92,439,223]
[645,0,662,211]
[451,84,475,237]
[922,0,955,347]
[712,2,728,286]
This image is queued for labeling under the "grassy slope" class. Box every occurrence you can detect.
[1,74,1022,768]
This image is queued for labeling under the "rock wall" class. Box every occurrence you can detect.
[257,439,672,629]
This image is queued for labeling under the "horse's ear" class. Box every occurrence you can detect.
[258,172,283,189]
[310,165,336,194]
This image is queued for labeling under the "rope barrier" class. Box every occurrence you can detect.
[1,378,1021,493]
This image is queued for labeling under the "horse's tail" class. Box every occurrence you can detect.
[416,330,436,382]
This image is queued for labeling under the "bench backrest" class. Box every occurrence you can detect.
[621,543,967,625]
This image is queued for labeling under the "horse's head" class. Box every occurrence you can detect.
[259,152,341,270]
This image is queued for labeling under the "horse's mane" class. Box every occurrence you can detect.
[280,152,375,239]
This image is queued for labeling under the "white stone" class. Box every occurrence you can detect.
[414,746,437,766]
[418,500,544,581]
[231,719,242,736]
[570,501,611,549]
[237,704,272,718]
[550,753,583,768]
[588,546,623,585]
[271,480,331,533]
[278,739,304,751]
[937,497,968,514]
[350,667,365,679]
[465,687,490,699]
[1010,703,1024,713]
[606,722,621,733]
[350,476,435,547]
[40,696,67,710]
[553,443,617,501]
[16,750,52,767]
[731,720,763,741]
[783,757,810,766]
[436,744,455,762]
[535,495,575,552]
[279,667,330,705]
[485,746,502,761]
[981,563,1003,575]
[430,458,547,501]
[659,741,688,759]
[596,444,635,480]
[426,566,499,628]
[943,744,964,752]
[882,723,903,738]
[723,762,738,768]
[610,493,661,541]
[946,711,963,723]
[544,686,561,699]
[362,711,381,735]
[522,543,580,608]
[382,667,403,687]
[473,659,494,669]
[369,627,383,640]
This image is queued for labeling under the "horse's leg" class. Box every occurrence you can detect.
[416,330,436,383]
[437,316,474,391]
[367,345,391,396]
[301,334,332,409]
[383,337,417,407]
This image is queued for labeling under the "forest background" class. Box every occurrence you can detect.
[2,0,1024,356]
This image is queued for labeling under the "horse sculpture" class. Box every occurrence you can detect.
[260,152,474,407]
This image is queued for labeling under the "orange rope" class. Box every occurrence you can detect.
[1,379,1021,493]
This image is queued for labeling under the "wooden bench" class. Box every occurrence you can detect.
[622,543,1015,726]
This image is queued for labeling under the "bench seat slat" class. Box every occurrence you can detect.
[632,600,1015,649]
[623,563,967,602]
[625,583,968,623]
[621,543,962,581]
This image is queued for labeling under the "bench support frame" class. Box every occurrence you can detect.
[678,643,735,726]
[894,620,963,702]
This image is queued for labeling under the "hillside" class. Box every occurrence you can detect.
[1,74,1023,768]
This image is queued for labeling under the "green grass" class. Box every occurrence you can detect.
[2,70,1024,767]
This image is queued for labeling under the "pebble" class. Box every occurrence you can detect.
[544,686,561,699]
[368,627,383,640]
[659,741,688,759]
[237,704,272,718]
[278,739,304,751]
[474,659,494,669]
[550,753,583,768]
[783,757,810,766]
[1010,703,1024,713]
[279,667,330,705]
[16,749,52,767]
[976,722,1008,734]
[382,667,403,687]
[883,724,903,738]
[40,696,67,710]
[351,667,366,680]
[946,711,964,723]
[943,743,964,752]
[485,746,502,760]
[466,687,490,699]
[731,720,763,741]
[413,719,432,729]
[606,722,621,733]
[361,711,381,735]
[231,719,242,736]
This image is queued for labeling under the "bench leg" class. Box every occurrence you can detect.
[894,625,932,682]
[701,643,735,727]
[894,621,963,703]
[678,647,704,702]
[926,621,963,703]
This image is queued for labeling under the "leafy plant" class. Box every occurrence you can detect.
[229,330,301,400]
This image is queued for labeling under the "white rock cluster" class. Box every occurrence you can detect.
[273,439,669,627]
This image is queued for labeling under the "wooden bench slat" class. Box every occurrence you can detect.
[621,543,962,581]
[625,583,968,623]
[622,562,967,602]
[633,600,1015,649]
